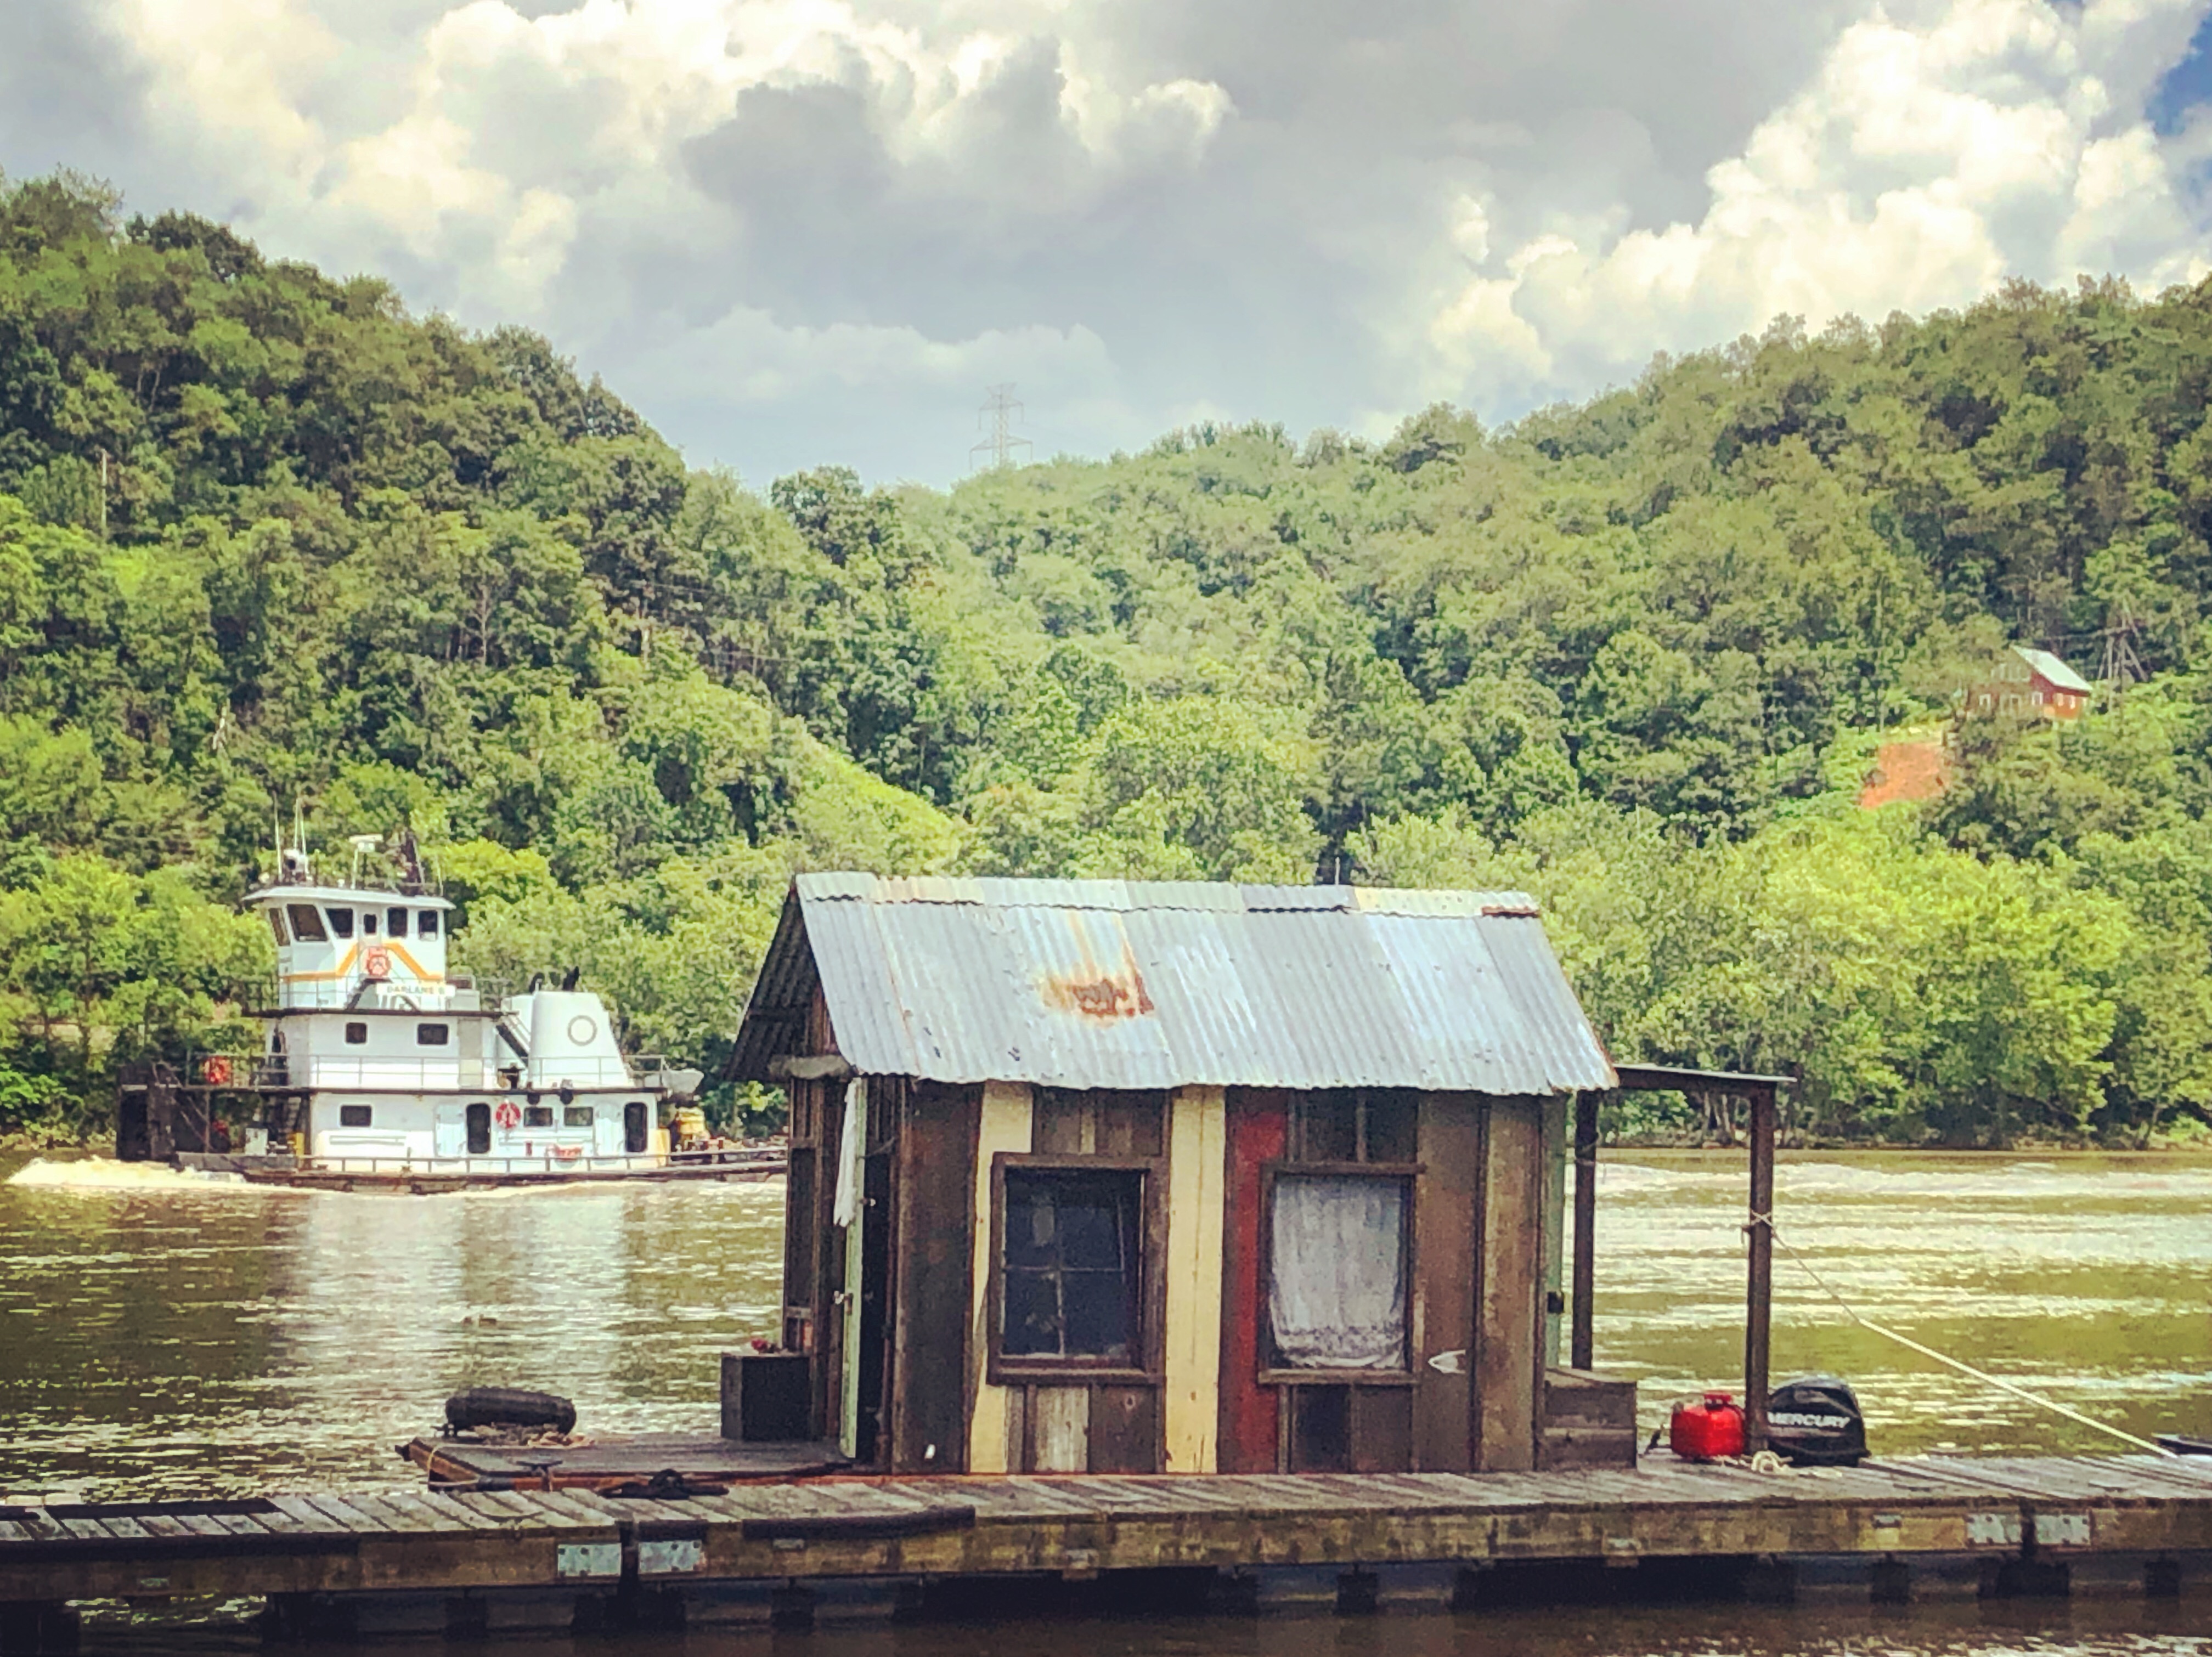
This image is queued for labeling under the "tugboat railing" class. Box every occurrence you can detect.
[292,1150,785,1176]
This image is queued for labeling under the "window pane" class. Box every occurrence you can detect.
[267,909,289,946]
[416,1023,449,1047]
[344,1022,367,1045]
[419,910,439,938]
[1269,1174,1407,1369]
[361,911,378,935]
[524,1105,554,1128]
[563,1106,593,1128]
[326,908,354,940]
[1000,1168,1142,1363]
[1062,1270,1133,1360]
[387,908,409,937]
[1002,1270,1061,1356]
[338,1104,372,1128]
[286,904,328,942]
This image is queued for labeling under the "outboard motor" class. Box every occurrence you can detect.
[1767,1375,1867,1467]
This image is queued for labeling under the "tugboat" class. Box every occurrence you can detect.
[115,835,778,1191]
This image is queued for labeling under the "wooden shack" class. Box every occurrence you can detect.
[727,875,1631,1478]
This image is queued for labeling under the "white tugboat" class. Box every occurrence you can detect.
[115,839,776,1191]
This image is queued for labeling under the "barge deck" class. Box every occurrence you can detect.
[3,1455,2208,1648]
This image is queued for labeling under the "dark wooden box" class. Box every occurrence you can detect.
[1538,1366,1639,1469]
[720,1351,811,1443]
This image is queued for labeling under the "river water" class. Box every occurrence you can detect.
[2,1148,2208,1653]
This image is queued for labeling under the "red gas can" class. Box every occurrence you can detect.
[1669,1391,1747,1460]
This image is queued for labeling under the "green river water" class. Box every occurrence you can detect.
[2,1148,2208,1653]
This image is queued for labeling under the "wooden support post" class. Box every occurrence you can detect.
[1743,1083,1776,1454]
[1570,1091,1599,1372]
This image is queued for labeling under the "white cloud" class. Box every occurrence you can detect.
[1431,0,2212,410]
[6,0,2212,480]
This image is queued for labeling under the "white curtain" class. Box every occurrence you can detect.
[831,1077,864,1228]
[1269,1174,1407,1368]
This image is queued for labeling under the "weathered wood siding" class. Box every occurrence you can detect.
[887,1080,977,1472]
[1163,1084,1226,1472]
[964,1081,1033,1474]
[1474,1096,1544,1472]
[1216,1087,1287,1472]
[1412,1092,1481,1472]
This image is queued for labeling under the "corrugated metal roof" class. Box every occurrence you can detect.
[2015,645,2094,695]
[730,875,1615,1095]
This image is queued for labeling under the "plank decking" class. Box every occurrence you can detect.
[3,1455,2209,1644]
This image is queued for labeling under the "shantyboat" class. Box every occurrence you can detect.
[115,838,780,1191]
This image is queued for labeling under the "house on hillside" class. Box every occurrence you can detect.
[1962,644,2093,720]
[725,873,1635,1481]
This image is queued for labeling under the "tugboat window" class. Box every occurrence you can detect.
[563,1106,594,1128]
[419,910,440,938]
[344,1022,368,1044]
[416,1023,450,1046]
[387,908,408,937]
[326,908,354,940]
[268,909,290,946]
[998,1167,1143,1365]
[286,904,327,942]
[338,1105,373,1128]
[466,1102,492,1154]
[360,911,377,935]
[524,1105,555,1128]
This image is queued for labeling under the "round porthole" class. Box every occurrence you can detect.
[568,1014,597,1047]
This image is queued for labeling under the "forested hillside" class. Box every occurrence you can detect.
[3,169,2209,1147]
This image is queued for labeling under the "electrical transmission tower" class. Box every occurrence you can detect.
[970,384,1033,472]
[2098,602,2146,697]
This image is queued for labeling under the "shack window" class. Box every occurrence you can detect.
[267,908,290,946]
[998,1166,1144,1366]
[416,1023,449,1047]
[345,1022,368,1045]
[525,1105,555,1128]
[563,1105,593,1128]
[326,908,355,940]
[338,1105,373,1128]
[286,904,328,942]
[387,908,409,937]
[419,910,440,938]
[1266,1172,1410,1371]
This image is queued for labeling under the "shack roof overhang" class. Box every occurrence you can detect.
[728,873,1617,1095]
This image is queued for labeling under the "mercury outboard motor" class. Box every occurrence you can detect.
[1767,1375,1867,1467]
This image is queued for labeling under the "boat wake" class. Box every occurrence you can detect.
[3,1156,286,1193]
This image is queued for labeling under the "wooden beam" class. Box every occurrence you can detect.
[1570,1092,1600,1372]
[1743,1083,1777,1453]
[770,1055,854,1081]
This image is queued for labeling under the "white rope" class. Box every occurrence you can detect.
[1749,1211,2175,1457]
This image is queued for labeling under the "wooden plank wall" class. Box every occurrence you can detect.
[1412,1093,1480,1472]
[1474,1096,1544,1472]
[888,1081,976,1472]
[1215,1088,1286,1472]
[1162,1085,1226,1472]
[964,1081,1033,1474]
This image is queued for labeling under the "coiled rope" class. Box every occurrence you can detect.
[1748,1211,2175,1457]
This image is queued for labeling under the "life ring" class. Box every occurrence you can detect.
[201,1055,233,1087]
[493,1099,522,1130]
[362,947,392,981]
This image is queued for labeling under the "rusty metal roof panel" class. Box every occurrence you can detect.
[736,874,1612,1093]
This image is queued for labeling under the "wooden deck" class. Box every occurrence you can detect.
[3,1456,2208,1647]
[403,1432,849,1489]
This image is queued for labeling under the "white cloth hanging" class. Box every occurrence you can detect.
[831,1077,864,1229]
[1268,1174,1407,1368]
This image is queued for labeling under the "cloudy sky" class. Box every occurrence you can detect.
[4,0,2212,485]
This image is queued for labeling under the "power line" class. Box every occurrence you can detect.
[970,384,1033,473]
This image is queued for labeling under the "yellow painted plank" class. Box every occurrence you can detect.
[1164,1083,1226,1473]
[967,1079,1033,1474]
